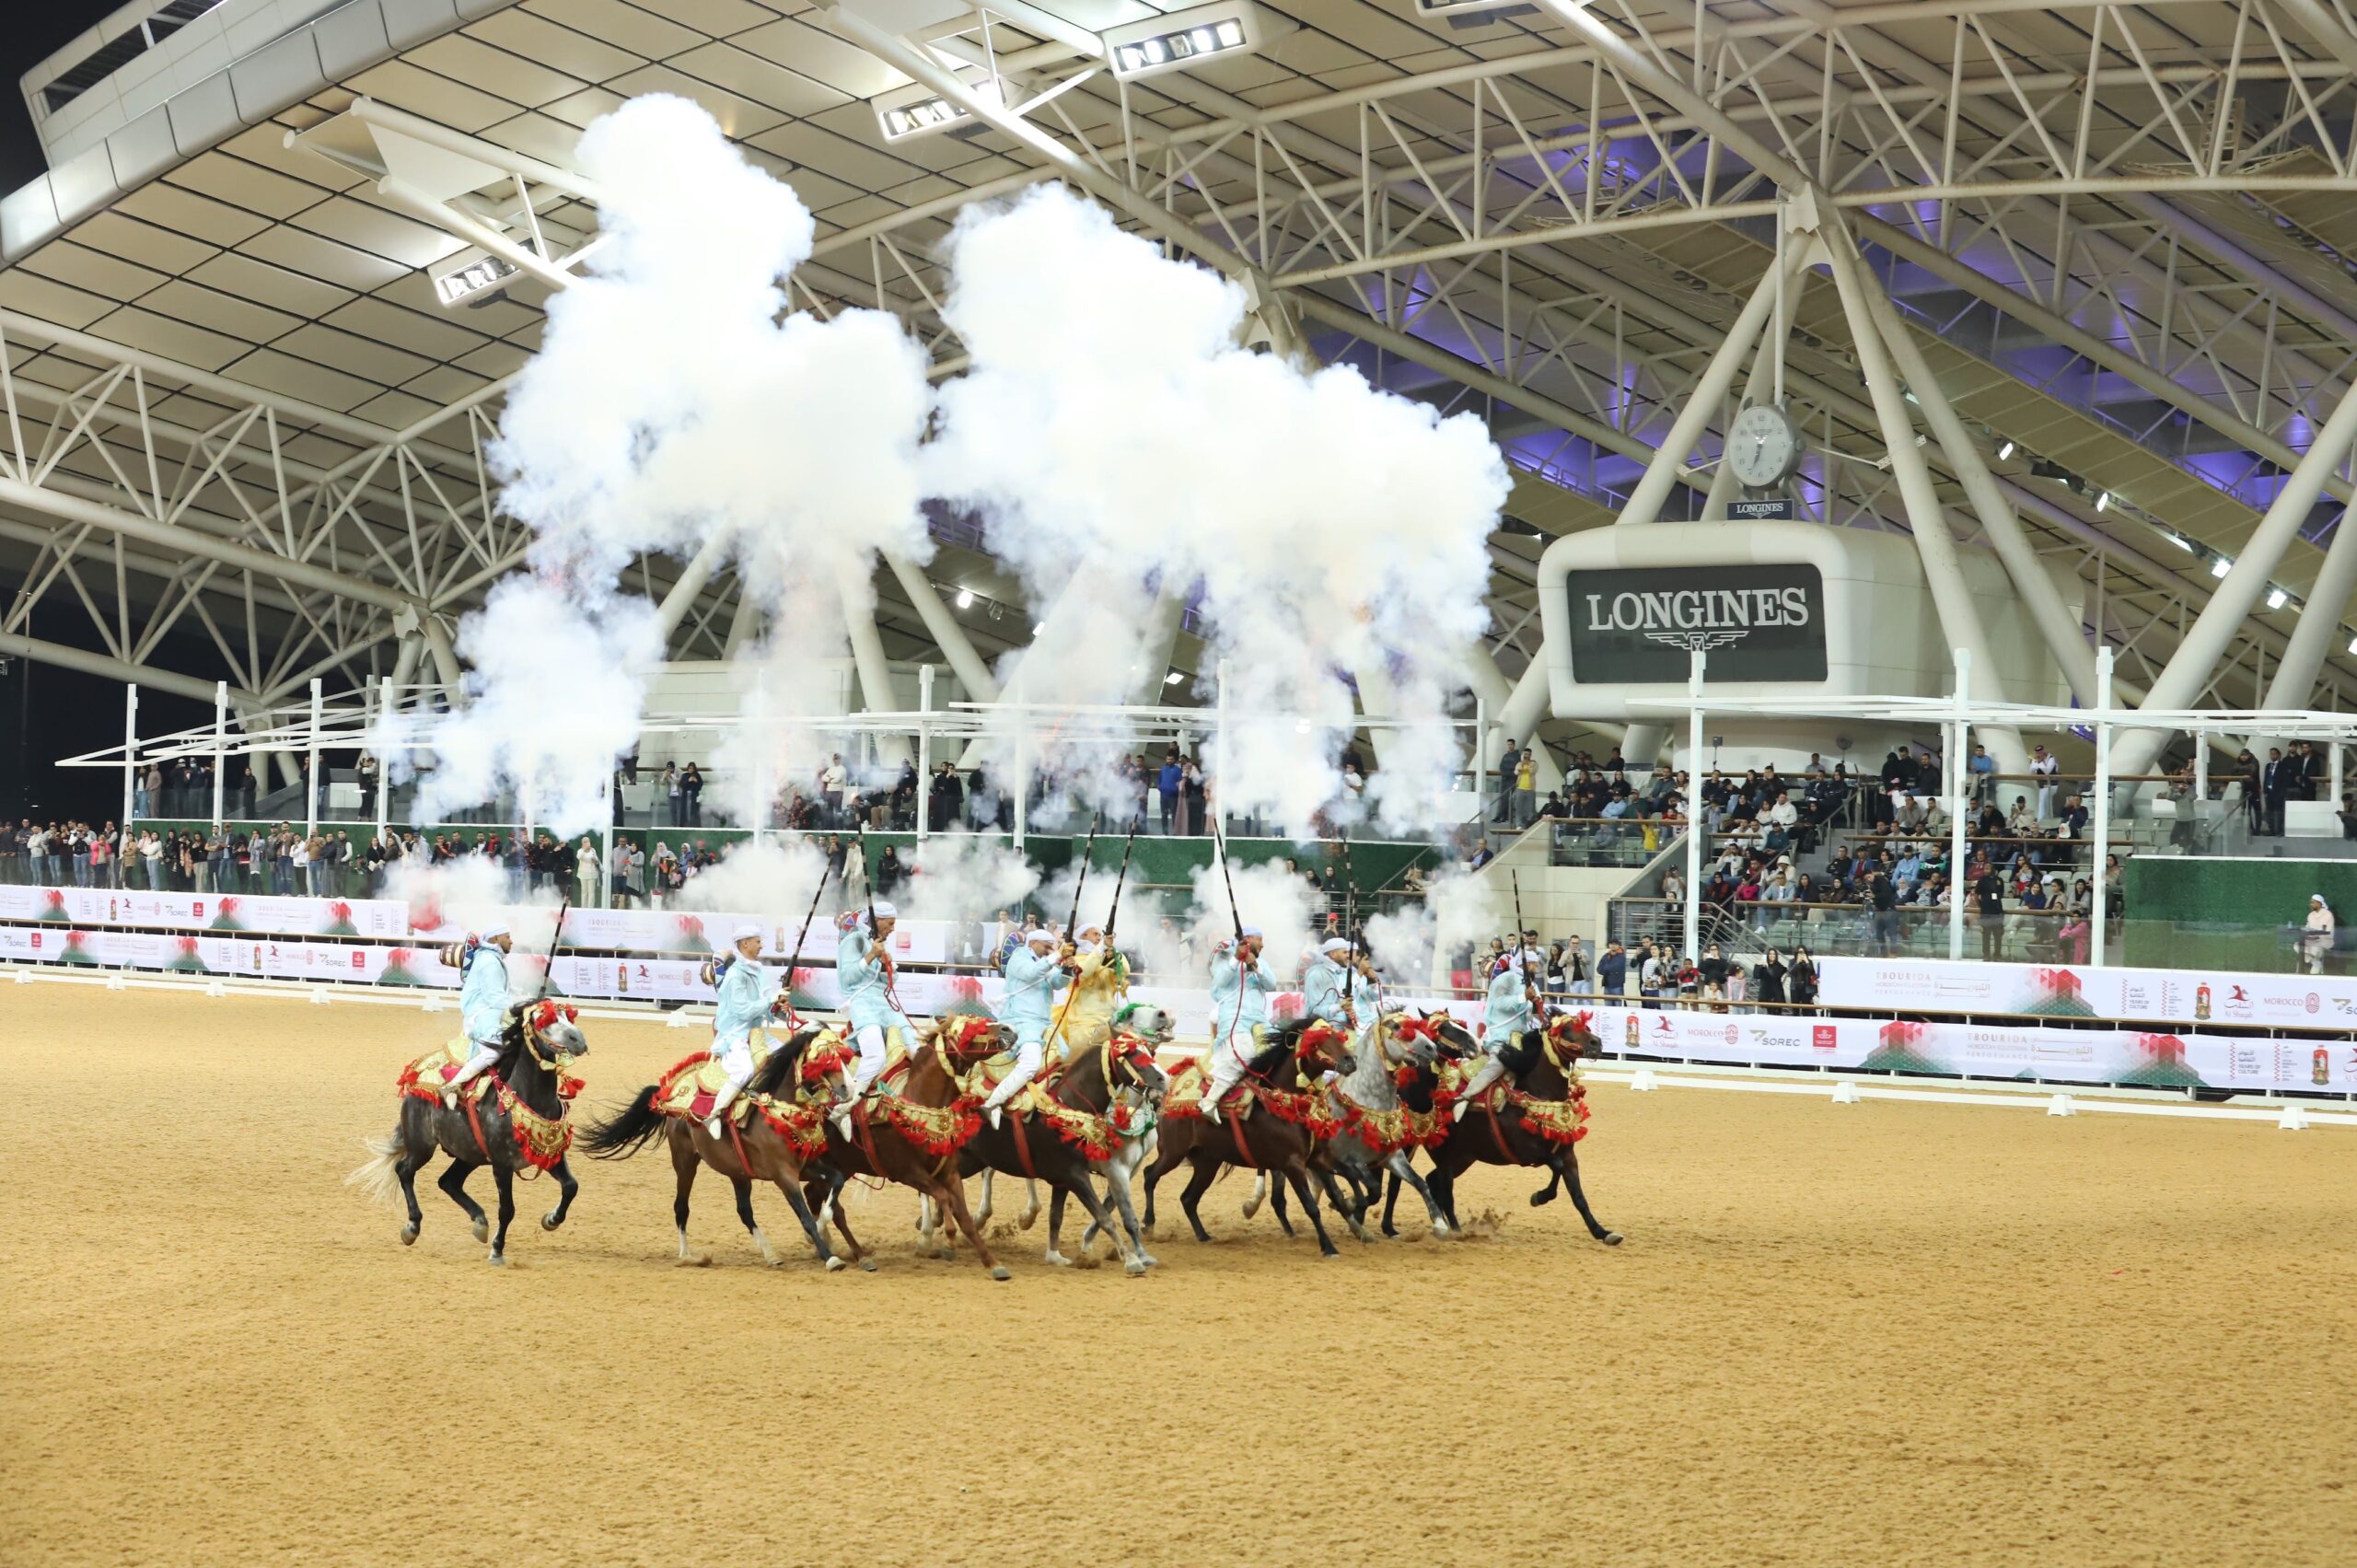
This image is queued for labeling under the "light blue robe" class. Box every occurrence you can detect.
[1001,946,1061,1046]
[1483,964,1533,1046]
[1300,958,1353,1028]
[1209,951,1275,1048]
[837,928,909,1035]
[459,943,509,1046]
[712,954,772,1050]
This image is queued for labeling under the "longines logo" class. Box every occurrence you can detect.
[1564,565,1829,683]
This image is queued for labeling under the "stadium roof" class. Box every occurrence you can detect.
[4,0,2357,762]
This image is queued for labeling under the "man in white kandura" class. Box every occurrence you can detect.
[985,925,1064,1129]
[1199,926,1275,1124]
[703,923,773,1138]
[1456,947,1537,1118]
[834,900,909,1134]
[443,922,513,1109]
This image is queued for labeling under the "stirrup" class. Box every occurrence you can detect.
[442,1090,459,1110]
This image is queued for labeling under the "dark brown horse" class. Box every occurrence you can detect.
[578,1025,856,1271]
[1402,1013,1621,1246]
[802,1016,1014,1280]
[1140,1019,1357,1257]
[348,1001,589,1265]
[932,1029,1167,1274]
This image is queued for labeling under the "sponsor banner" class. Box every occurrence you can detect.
[0,886,408,938]
[1562,563,1828,683]
[1581,1006,2356,1095]
[1816,955,2357,1032]
[548,907,953,965]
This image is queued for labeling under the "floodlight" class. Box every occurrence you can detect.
[2268,588,2288,610]
[2211,556,2232,578]
[1995,440,2015,460]
[2094,491,2109,513]
[1413,0,1539,18]
[874,75,1004,143]
[1165,670,1184,685]
[1104,3,1284,81]
[428,247,518,308]
[956,587,974,610]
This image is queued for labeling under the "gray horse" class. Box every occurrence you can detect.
[349,1001,589,1264]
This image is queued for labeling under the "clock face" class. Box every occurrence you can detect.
[1726,403,1800,490]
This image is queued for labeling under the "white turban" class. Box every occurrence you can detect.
[869,900,898,920]
[732,923,761,943]
[1028,927,1059,946]
[1241,925,1264,938]
[478,922,509,939]
[1321,937,1352,956]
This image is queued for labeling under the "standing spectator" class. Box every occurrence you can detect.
[576,836,601,906]
[141,830,165,890]
[2029,745,2060,822]
[138,764,161,819]
[1513,747,1538,829]
[1180,760,1206,837]
[820,754,847,826]
[681,762,704,826]
[1158,750,1182,834]
[1967,743,1994,805]
[876,845,908,899]
[1868,869,1898,956]
[2262,747,2290,837]
[1492,738,1519,825]
[661,762,681,826]
[1786,946,1819,1010]
[1596,939,1627,1000]
[1752,947,1787,1006]
[2303,895,2336,974]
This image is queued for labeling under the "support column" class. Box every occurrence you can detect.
[421,613,464,708]
[885,552,1000,704]
[2261,492,2357,715]
[1948,649,1969,960]
[840,567,911,765]
[598,776,615,911]
[1822,221,2026,771]
[1132,587,1189,703]
[2116,372,2357,782]
[213,680,228,832]
[1701,327,1782,520]
[916,664,935,844]
[1684,651,1704,960]
[1855,247,2099,705]
[656,535,730,644]
[122,684,138,827]
[1469,644,1563,789]
[750,668,770,847]
[2092,648,2115,962]
[723,588,762,658]
[305,679,322,842]
[373,677,390,842]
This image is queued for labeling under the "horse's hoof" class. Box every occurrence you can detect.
[470,1217,489,1244]
[857,1258,877,1272]
[990,1265,1012,1282]
[1602,1231,1625,1247]
[1018,1210,1039,1232]
[1430,1225,1452,1240]
[486,1253,505,1266]
[540,1213,561,1232]
[1139,1252,1160,1268]
[1318,1248,1340,1260]
[1045,1250,1071,1268]
[1123,1258,1147,1277]
[1529,1191,1556,1207]
[824,1255,848,1272]
[399,1223,419,1246]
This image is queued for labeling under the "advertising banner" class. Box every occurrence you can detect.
[1815,955,2357,1032]
[0,886,409,938]
[1562,563,1828,683]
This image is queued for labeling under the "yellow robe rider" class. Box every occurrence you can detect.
[1051,924,1129,1057]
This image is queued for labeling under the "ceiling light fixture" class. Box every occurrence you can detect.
[1995,439,2015,461]
[874,75,1004,143]
[1165,670,1185,685]
[428,247,518,308]
[2268,588,2288,610]
[2094,491,2110,512]
[955,587,973,610]
[2211,556,2232,578]
[1104,2,1285,81]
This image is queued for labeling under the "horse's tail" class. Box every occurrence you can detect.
[345,1125,406,1208]
[580,1086,667,1160]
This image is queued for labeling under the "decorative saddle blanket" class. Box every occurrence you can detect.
[395,1039,493,1107]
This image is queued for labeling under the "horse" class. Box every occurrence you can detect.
[347,1000,589,1265]
[928,1012,1170,1274]
[577,1023,857,1271]
[1390,1010,1622,1246]
[970,1005,1177,1236]
[1308,1011,1457,1241]
[1139,1018,1358,1258]
[800,1016,1014,1280]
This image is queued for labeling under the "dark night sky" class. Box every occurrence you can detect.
[0,7,219,820]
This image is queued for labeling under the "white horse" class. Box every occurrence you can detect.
[933,1004,1177,1269]
[1237,1011,1454,1241]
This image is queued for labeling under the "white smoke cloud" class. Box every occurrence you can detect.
[410,94,931,836]
[1364,866,1503,990]
[897,833,1039,926]
[1183,857,1319,987]
[924,185,1506,838]
[668,836,828,917]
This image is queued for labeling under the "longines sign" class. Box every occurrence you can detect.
[1563,563,1829,683]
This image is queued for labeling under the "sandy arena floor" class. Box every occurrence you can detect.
[2,982,2353,1567]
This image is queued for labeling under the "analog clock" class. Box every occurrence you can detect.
[1726,402,1802,490]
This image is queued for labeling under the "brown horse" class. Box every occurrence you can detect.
[348,1001,589,1265]
[578,1024,856,1271]
[802,1016,1014,1280]
[1140,1019,1358,1258]
[932,1029,1168,1274]
[1410,1012,1621,1247]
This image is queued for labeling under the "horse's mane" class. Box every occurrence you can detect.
[749,1026,822,1098]
[1246,1021,1306,1078]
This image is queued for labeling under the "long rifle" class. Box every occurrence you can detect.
[853,820,898,1009]
[1509,870,1540,1015]
[1208,807,1249,1045]
[1338,829,1361,1021]
[1046,816,1118,1049]
[1062,811,1102,943]
[533,898,571,1004]
[772,859,833,1024]
[1102,826,1139,943]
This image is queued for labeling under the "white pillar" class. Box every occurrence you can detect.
[1214,657,1231,838]
[916,663,935,844]
[1949,649,1968,960]
[1822,221,2026,771]
[1132,587,1189,703]
[212,679,227,831]
[840,567,911,765]
[2092,648,2115,962]
[749,667,770,849]
[884,552,1001,703]
[1701,328,1782,521]
[2262,493,2357,716]
[598,776,615,910]
[1683,650,1704,958]
[1012,720,1028,854]
[2193,731,2209,829]
[1856,253,2100,705]
[2117,376,2357,781]
[655,534,729,641]
[421,614,464,707]
[305,678,322,841]
[1472,695,1488,815]
[122,683,138,826]
[373,677,391,841]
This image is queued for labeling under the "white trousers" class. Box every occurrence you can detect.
[847,1025,889,1098]
[1198,1035,1255,1121]
[708,1036,758,1119]
[983,1035,1045,1109]
[447,1037,501,1094]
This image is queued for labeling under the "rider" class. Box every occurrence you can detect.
[1051,923,1128,1058]
[834,899,909,1134]
[443,922,512,1109]
[702,923,772,1138]
[985,925,1063,1128]
[1300,936,1358,1033]
[1456,944,1538,1118]
[1198,926,1274,1124]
